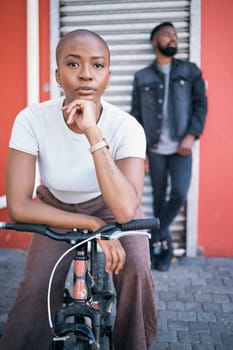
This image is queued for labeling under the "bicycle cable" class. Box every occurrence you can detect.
[47,234,97,340]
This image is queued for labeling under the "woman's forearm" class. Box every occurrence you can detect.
[7,197,104,231]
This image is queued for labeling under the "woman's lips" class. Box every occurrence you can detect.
[76,86,95,95]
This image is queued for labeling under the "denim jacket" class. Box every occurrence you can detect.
[131,59,207,148]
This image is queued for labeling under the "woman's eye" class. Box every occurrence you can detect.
[68,62,79,68]
[95,63,104,69]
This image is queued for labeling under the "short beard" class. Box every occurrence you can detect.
[157,43,177,57]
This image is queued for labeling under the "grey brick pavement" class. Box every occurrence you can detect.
[152,257,233,350]
[0,248,233,349]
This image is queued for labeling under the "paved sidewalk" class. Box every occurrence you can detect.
[0,248,233,349]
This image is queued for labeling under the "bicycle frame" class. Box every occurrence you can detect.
[0,218,159,349]
[53,240,114,349]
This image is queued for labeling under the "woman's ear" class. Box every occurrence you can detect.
[106,70,111,89]
[55,68,61,86]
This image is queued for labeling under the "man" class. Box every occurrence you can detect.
[131,22,207,271]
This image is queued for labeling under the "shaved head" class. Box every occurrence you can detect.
[56,29,110,67]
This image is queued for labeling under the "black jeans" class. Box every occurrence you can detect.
[148,151,192,245]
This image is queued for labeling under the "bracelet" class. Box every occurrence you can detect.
[89,138,109,154]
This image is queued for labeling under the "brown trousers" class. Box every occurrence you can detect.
[0,186,157,350]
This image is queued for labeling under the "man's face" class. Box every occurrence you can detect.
[152,25,178,57]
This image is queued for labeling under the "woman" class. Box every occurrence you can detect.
[0,29,157,350]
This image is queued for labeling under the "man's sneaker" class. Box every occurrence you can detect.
[151,240,174,271]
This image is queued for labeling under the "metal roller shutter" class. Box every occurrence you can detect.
[57,0,191,254]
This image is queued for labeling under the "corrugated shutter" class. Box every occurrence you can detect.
[58,0,191,254]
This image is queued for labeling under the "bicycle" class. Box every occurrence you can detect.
[0,218,159,349]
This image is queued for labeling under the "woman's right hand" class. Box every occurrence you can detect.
[62,99,98,133]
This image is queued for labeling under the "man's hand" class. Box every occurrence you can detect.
[144,156,150,173]
[176,134,195,156]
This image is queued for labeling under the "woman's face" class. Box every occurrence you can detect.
[56,34,111,104]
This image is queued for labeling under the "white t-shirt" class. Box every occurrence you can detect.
[10,97,146,203]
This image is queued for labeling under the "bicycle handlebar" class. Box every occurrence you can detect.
[0,218,159,244]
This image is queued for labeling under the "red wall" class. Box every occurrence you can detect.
[0,0,27,247]
[0,0,27,193]
[0,0,50,248]
[199,0,233,255]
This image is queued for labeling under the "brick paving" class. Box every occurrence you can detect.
[0,248,233,349]
[152,257,233,350]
